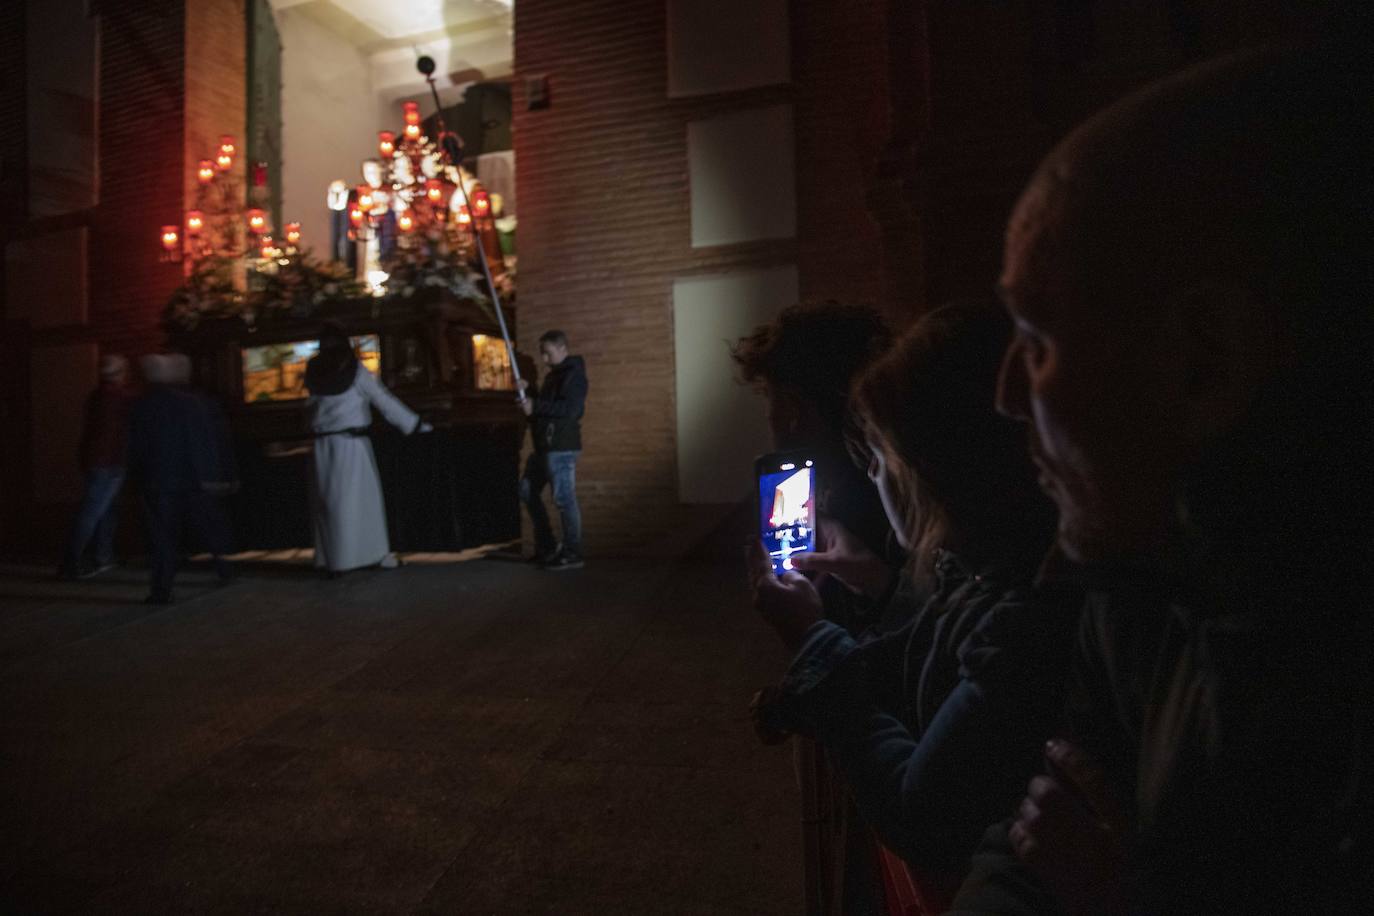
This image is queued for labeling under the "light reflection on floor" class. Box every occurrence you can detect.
[192,540,521,566]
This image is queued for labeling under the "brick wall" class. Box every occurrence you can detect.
[88,1,188,357]
[1,0,250,554]
[790,1,892,311]
[515,0,741,556]
[0,2,26,236]
[0,2,26,542]
[513,0,915,555]
[185,0,248,241]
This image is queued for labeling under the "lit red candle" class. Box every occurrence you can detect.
[185,210,204,235]
[284,222,301,245]
[403,101,420,126]
[424,179,443,203]
[398,212,415,233]
[378,131,396,158]
[197,159,216,184]
[160,226,180,251]
[454,205,471,226]
[348,206,364,228]
[472,189,490,217]
[246,208,267,234]
[216,136,235,172]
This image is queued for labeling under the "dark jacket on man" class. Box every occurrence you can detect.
[79,383,132,471]
[529,355,588,452]
[950,371,1374,915]
[127,385,217,492]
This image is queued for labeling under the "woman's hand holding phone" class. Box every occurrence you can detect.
[747,540,823,652]
[790,518,895,600]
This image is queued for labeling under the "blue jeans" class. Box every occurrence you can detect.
[64,467,126,569]
[519,450,581,556]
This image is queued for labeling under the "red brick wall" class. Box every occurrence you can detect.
[0,2,26,236]
[185,0,247,245]
[1,1,251,553]
[514,0,910,555]
[790,1,892,311]
[87,2,189,357]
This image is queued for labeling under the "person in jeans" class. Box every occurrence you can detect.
[58,354,132,579]
[518,330,588,570]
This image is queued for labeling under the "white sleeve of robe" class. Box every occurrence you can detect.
[355,365,420,433]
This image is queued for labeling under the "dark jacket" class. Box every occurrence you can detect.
[79,383,131,471]
[815,441,910,634]
[767,551,1082,879]
[127,385,218,492]
[950,373,1374,915]
[529,355,588,452]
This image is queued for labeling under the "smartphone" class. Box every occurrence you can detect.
[755,451,818,576]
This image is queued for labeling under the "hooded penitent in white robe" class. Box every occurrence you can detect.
[309,364,419,571]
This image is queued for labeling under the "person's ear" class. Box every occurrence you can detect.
[1177,283,1277,442]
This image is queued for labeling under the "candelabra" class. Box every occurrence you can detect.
[349,101,499,296]
[159,134,302,275]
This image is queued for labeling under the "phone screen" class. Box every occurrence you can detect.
[757,455,817,575]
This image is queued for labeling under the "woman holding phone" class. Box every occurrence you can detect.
[748,301,1080,899]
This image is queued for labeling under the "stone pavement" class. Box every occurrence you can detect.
[0,551,801,914]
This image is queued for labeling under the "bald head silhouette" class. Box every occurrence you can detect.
[996,43,1372,562]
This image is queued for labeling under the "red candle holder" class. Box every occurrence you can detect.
[472,188,491,218]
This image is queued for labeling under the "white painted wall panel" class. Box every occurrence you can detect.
[674,265,798,503]
[688,105,797,248]
[667,0,790,97]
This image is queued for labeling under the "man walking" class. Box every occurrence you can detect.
[128,354,230,604]
[518,330,588,570]
[58,354,132,579]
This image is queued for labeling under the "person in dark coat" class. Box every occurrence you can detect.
[948,38,1373,916]
[733,300,900,916]
[58,354,133,579]
[748,303,1076,910]
[733,301,904,636]
[127,354,231,604]
[517,329,588,570]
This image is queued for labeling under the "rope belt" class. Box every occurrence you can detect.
[313,427,371,438]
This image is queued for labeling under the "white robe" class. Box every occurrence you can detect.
[309,364,419,571]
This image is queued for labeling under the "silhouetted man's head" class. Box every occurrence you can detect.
[995,46,1372,563]
[733,301,891,452]
[539,330,569,368]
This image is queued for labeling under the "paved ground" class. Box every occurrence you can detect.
[0,549,801,914]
